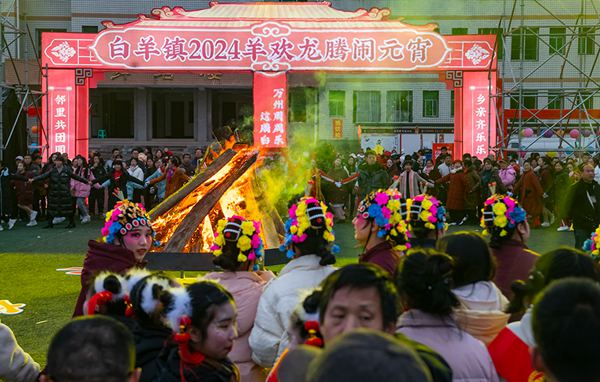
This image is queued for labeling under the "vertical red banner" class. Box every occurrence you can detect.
[253,72,288,148]
[42,69,77,158]
[332,118,343,139]
[462,71,497,158]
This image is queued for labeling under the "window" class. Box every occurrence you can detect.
[353,91,381,123]
[329,91,345,117]
[510,92,537,110]
[579,26,596,55]
[423,91,439,118]
[152,89,195,139]
[479,28,503,59]
[451,90,455,117]
[82,25,98,33]
[549,27,566,55]
[511,27,539,60]
[289,88,308,122]
[386,91,413,122]
[90,88,134,139]
[547,91,564,109]
[36,28,67,54]
[452,28,468,35]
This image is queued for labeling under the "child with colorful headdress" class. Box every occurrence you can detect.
[204,215,273,382]
[407,194,448,249]
[73,199,159,317]
[354,189,410,276]
[249,197,337,369]
[480,194,539,298]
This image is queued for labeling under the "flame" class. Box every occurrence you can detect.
[151,147,283,253]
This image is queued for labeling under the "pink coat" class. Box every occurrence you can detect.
[70,168,94,198]
[398,309,499,382]
[204,270,274,382]
[499,167,516,188]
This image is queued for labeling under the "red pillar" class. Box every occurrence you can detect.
[253,71,288,148]
[42,69,77,159]
[453,87,463,159]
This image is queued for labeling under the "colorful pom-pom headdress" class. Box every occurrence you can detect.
[408,194,447,231]
[480,194,527,237]
[357,189,411,252]
[583,225,600,260]
[100,200,159,246]
[210,215,264,269]
[280,197,340,259]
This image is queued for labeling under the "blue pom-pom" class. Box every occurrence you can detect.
[331,244,340,254]
[377,229,386,238]
[286,249,295,259]
[279,244,287,253]
[583,239,593,251]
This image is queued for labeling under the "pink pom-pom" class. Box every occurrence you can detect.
[503,197,516,210]
[101,226,109,236]
[248,252,256,261]
[428,215,437,223]
[429,205,437,215]
[288,204,298,218]
[251,235,261,248]
[381,206,391,219]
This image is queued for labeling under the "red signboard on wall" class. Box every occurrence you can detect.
[462,71,497,158]
[42,70,76,157]
[433,143,454,161]
[253,72,287,148]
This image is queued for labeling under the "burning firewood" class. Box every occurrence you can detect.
[149,149,237,221]
[162,150,258,253]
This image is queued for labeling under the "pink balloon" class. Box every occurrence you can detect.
[522,128,534,137]
[583,129,592,137]
[570,129,580,139]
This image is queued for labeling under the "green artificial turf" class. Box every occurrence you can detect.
[0,253,83,364]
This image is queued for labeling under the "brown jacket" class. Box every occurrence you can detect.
[436,170,467,210]
[149,167,190,198]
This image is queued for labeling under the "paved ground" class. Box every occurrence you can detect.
[0,216,578,256]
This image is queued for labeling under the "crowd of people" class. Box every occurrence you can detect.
[0,147,204,230]
[316,146,600,250]
[1,162,600,381]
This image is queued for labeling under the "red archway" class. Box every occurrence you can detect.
[40,1,497,160]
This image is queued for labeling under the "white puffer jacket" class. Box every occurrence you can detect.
[0,323,40,382]
[249,255,335,368]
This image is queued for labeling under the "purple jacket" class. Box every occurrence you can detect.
[499,167,516,188]
[398,309,499,382]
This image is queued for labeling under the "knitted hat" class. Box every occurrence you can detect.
[100,200,159,246]
[480,194,527,237]
[280,197,339,259]
[210,215,264,270]
[357,189,411,252]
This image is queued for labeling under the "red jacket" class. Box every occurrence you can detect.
[491,240,539,299]
[73,240,146,317]
[436,170,467,210]
[359,241,401,276]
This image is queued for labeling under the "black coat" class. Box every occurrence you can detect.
[134,324,172,382]
[93,170,144,209]
[32,167,88,217]
[566,180,600,231]
[357,163,391,199]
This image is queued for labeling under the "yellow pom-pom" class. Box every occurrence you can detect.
[237,235,252,252]
[494,215,508,228]
[214,249,222,256]
[500,229,508,237]
[420,210,432,222]
[237,253,248,263]
[421,199,433,210]
[425,222,435,230]
[493,203,507,216]
[290,225,298,234]
[241,221,255,236]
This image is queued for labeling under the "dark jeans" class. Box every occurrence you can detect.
[574,228,593,250]
[88,187,104,215]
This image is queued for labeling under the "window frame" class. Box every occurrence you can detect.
[422,90,440,118]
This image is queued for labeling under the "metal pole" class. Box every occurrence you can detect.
[0,22,5,162]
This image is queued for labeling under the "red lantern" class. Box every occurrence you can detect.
[26,106,38,118]
[31,125,39,134]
